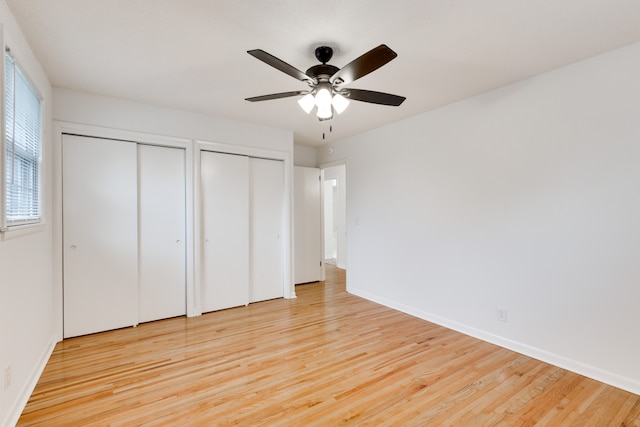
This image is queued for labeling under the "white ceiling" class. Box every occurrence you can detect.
[6,0,640,147]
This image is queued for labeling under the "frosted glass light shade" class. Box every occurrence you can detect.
[332,93,350,114]
[317,104,333,119]
[297,93,315,114]
[315,87,332,109]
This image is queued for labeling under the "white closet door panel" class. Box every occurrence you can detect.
[138,145,186,323]
[250,158,284,302]
[62,134,138,338]
[294,166,322,284]
[201,151,249,312]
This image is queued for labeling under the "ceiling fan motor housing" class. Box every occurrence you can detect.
[309,46,342,87]
[306,64,340,83]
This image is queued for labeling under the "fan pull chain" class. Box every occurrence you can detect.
[322,123,335,140]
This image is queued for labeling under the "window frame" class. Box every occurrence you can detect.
[1,45,44,232]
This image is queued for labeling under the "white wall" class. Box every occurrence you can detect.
[317,42,640,394]
[0,3,55,426]
[294,144,317,167]
[54,88,293,153]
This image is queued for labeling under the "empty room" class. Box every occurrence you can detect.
[1,1,640,425]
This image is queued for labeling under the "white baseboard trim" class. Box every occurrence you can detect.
[348,286,640,396]
[3,336,56,427]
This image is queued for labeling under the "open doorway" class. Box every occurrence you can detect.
[322,164,346,270]
[323,178,338,265]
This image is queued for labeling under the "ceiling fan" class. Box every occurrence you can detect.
[245,44,406,121]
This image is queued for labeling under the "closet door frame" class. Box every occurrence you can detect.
[194,140,294,316]
[52,122,195,341]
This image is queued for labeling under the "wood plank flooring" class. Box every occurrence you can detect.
[19,266,640,426]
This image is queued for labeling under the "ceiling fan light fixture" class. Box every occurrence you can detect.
[332,93,350,114]
[297,93,315,114]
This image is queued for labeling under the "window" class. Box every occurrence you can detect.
[2,48,42,228]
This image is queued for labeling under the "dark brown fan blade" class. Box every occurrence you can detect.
[247,49,315,83]
[330,45,398,85]
[345,89,406,106]
[245,90,308,102]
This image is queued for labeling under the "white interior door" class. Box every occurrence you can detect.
[249,158,284,302]
[138,144,186,323]
[294,166,322,284]
[62,134,138,338]
[201,151,249,312]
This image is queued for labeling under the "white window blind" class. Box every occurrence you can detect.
[4,49,42,227]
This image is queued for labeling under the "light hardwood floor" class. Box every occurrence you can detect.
[19,266,640,426]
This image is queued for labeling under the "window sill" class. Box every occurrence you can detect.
[1,222,46,240]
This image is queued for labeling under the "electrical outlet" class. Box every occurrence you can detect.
[497,307,508,322]
[4,364,11,390]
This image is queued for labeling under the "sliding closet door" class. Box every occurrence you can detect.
[250,158,285,302]
[62,134,138,338]
[138,145,186,323]
[201,151,249,312]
